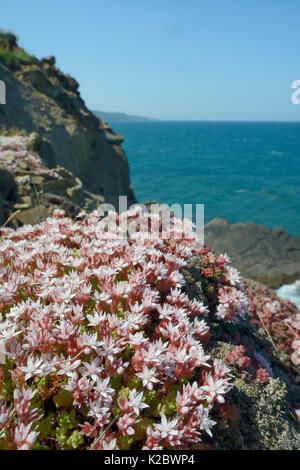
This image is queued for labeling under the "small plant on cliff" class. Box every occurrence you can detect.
[0,49,32,67]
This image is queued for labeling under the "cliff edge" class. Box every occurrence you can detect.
[0,32,135,208]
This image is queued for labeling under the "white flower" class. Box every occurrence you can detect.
[195,405,216,437]
[136,365,159,390]
[152,413,179,440]
[19,355,45,381]
[14,423,39,450]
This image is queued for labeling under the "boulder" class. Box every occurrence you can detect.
[41,55,56,66]
[17,68,61,99]
[205,218,300,288]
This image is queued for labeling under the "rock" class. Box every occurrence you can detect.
[0,35,135,208]
[103,130,124,145]
[15,205,48,225]
[204,218,300,288]
[41,55,56,66]
[13,202,31,210]
[30,176,45,185]
[27,132,41,152]
[14,175,31,185]
[18,160,28,170]
[65,177,82,203]
[182,256,209,307]
[212,367,300,450]
[14,195,32,210]
[18,68,61,99]
[41,169,74,195]
[0,167,17,224]
[143,200,176,218]
[0,167,17,200]
[0,136,112,226]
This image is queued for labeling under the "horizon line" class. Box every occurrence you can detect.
[106,119,300,123]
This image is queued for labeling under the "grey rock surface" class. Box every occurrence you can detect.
[205,218,300,288]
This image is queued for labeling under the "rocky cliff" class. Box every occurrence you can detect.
[0,32,135,210]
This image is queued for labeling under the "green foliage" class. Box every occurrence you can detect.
[67,430,84,449]
[53,389,73,408]
[117,435,134,450]
[0,48,32,67]
[0,32,17,42]
[57,409,76,430]
[37,415,55,439]
[33,442,50,450]
[55,410,80,450]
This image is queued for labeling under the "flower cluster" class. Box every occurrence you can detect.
[0,208,243,450]
[224,345,251,369]
[216,286,248,323]
[197,248,248,324]
[224,345,271,386]
[254,368,270,385]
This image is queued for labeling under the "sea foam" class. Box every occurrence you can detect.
[276,280,300,309]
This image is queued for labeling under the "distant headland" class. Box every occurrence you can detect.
[92,110,158,122]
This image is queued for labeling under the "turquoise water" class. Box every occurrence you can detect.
[112,121,300,236]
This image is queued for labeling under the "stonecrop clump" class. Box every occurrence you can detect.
[0,208,248,450]
[245,281,300,367]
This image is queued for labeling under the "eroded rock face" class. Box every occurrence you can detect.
[0,136,105,226]
[0,34,135,208]
[205,218,300,288]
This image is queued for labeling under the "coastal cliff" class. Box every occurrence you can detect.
[0,32,135,209]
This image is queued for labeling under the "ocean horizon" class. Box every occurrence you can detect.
[112,120,300,236]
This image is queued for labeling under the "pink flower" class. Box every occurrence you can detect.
[118,389,149,416]
[150,413,179,442]
[14,422,39,450]
[201,374,231,404]
[136,365,159,390]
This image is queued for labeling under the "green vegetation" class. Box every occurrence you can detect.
[0,30,34,67]
[0,31,16,41]
[0,48,32,67]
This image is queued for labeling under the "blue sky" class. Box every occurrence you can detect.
[2,0,300,120]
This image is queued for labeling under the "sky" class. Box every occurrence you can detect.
[2,0,300,121]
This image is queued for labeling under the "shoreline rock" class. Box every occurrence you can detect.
[204,218,300,289]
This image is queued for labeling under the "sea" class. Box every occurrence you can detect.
[112,121,300,307]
